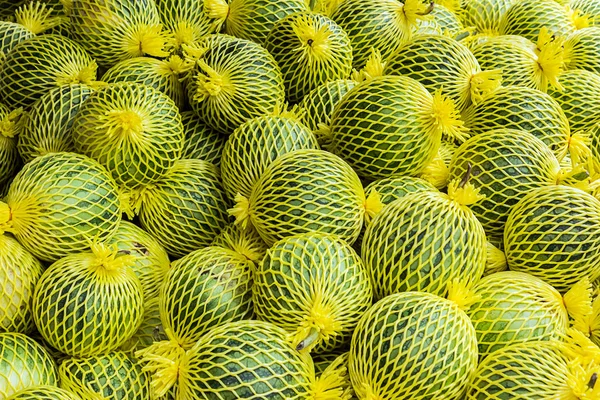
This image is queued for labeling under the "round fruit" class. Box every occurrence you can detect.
[6,386,82,400]
[499,0,575,41]
[180,111,226,167]
[212,222,269,264]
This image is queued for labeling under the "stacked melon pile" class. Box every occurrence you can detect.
[1,0,600,399]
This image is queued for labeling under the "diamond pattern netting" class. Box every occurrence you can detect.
[156,0,214,53]
[101,57,185,109]
[362,190,486,300]
[504,185,600,292]
[180,111,226,168]
[5,385,81,400]
[330,0,413,69]
[69,0,168,67]
[470,35,551,91]
[71,82,184,188]
[0,234,42,334]
[120,297,167,353]
[564,27,600,76]
[0,103,21,189]
[4,152,122,263]
[137,159,230,258]
[327,75,442,180]
[178,320,313,400]
[416,4,463,37]
[221,115,319,201]
[462,85,570,158]
[466,270,569,359]
[212,222,269,264]
[464,341,571,399]
[448,129,560,237]
[253,232,373,354]
[160,246,254,349]
[223,0,308,45]
[0,22,33,65]
[384,33,484,111]
[547,69,600,132]
[0,332,57,398]
[571,0,600,26]
[245,149,366,247]
[264,12,352,103]
[32,249,144,357]
[499,0,575,41]
[58,351,151,400]
[300,79,357,135]
[18,84,94,164]
[186,34,285,135]
[107,221,170,302]
[0,34,98,109]
[460,0,515,35]
[349,292,478,400]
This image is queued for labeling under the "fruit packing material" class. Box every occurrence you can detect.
[155,0,215,54]
[211,222,269,264]
[5,385,82,400]
[179,110,226,167]
[0,103,23,190]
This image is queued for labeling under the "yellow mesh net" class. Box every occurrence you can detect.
[5,385,82,400]
[362,183,486,299]
[416,4,464,37]
[448,128,561,237]
[300,79,357,137]
[349,291,478,399]
[160,246,254,349]
[504,184,600,292]
[120,297,168,354]
[1,152,122,262]
[211,222,269,264]
[59,351,151,399]
[157,0,215,53]
[228,149,367,247]
[499,0,576,41]
[0,234,42,334]
[253,233,372,354]
[220,114,319,201]
[485,241,508,275]
[564,27,600,76]
[460,0,515,35]
[0,332,57,398]
[264,12,352,103]
[180,110,225,168]
[32,243,144,357]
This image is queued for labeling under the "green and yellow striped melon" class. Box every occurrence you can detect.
[0,104,23,190]
[156,0,215,53]
[205,0,309,44]
[107,221,170,301]
[384,33,501,111]
[59,351,150,400]
[264,12,352,103]
[0,332,57,398]
[180,111,226,167]
[220,114,319,200]
[362,179,486,299]
[253,232,373,354]
[461,85,571,159]
[349,291,478,399]
[416,4,464,37]
[364,176,437,206]
[465,335,600,399]
[6,386,81,400]
[564,27,600,75]
[330,0,433,69]
[299,79,357,138]
[324,75,466,180]
[212,222,269,264]
[0,34,99,108]
[68,0,171,67]
[448,129,561,237]
[120,297,167,353]
[160,246,254,349]
[466,271,592,358]
[504,185,600,292]
[185,34,285,134]
[101,56,186,109]
[229,149,380,247]
[470,31,565,92]
[32,243,144,357]
[138,320,350,399]
[499,0,576,40]
[71,82,184,188]
[547,69,600,132]
[0,152,122,262]
[17,84,94,164]
[133,159,230,258]
[0,2,65,65]
[460,0,517,35]
[0,234,42,334]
